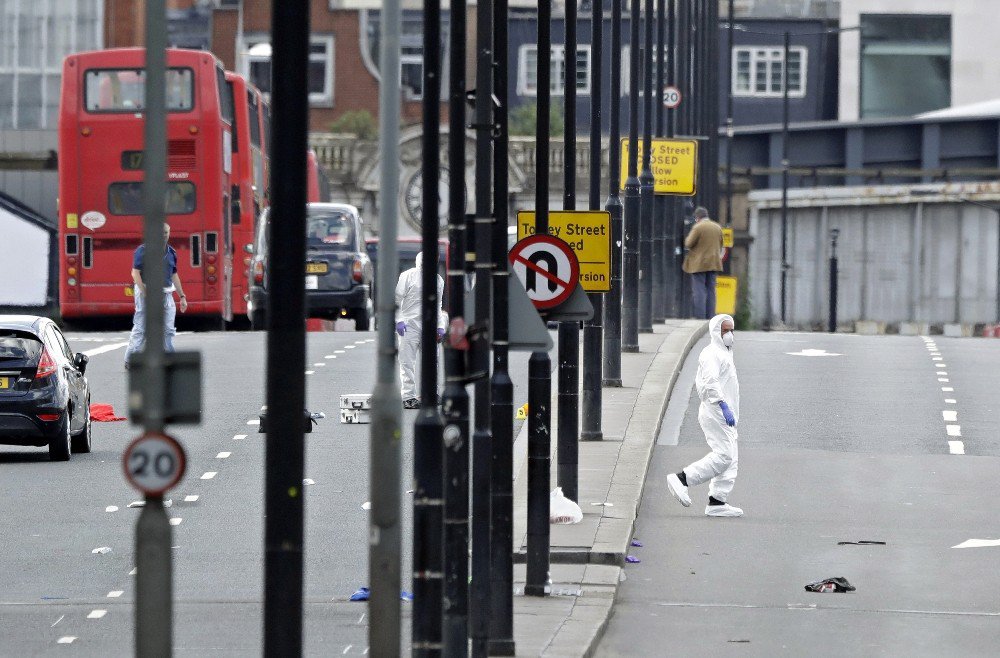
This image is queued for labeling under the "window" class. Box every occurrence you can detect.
[860,14,951,118]
[241,35,335,107]
[731,46,807,98]
[620,46,671,97]
[517,45,592,96]
[84,68,194,112]
[401,46,423,99]
[108,182,196,216]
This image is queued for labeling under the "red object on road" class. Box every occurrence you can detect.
[90,403,126,422]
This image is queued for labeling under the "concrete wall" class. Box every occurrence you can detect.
[748,183,1000,328]
[839,0,1000,121]
[0,208,51,306]
[0,130,58,223]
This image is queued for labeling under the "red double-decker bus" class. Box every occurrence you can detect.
[58,48,235,324]
[224,71,270,318]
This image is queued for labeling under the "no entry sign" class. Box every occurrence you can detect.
[123,431,187,496]
[509,234,579,309]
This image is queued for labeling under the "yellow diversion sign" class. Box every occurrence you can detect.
[620,138,698,195]
[516,210,612,292]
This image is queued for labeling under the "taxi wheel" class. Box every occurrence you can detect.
[49,412,71,462]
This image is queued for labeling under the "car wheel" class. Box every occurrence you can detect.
[352,307,371,331]
[250,308,266,331]
[71,399,93,454]
[49,411,71,462]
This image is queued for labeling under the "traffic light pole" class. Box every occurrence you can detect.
[581,0,605,439]
[263,1,310,655]
[526,0,553,598]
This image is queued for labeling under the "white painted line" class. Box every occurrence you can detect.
[345,345,356,349]
[357,613,366,625]
[57,637,77,644]
[200,471,217,480]
[335,350,345,354]
[107,591,124,598]
[184,495,199,502]
[305,370,315,375]
[129,568,137,576]
[937,371,948,376]
[932,356,942,361]
[233,434,247,441]
[82,341,129,357]
[937,364,948,368]
[953,538,1000,549]
[942,410,958,422]
[946,425,962,437]
[314,363,326,366]
[247,419,261,425]
[942,386,954,392]
[324,354,337,359]
[364,648,370,655]
[938,378,950,382]
[87,609,107,619]
[51,615,65,627]
[945,399,957,404]
[169,518,182,526]
[216,451,231,459]
[106,505,118,513]
[949,441,965,455]
[343,646,353,655]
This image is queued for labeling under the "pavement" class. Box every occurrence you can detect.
[506,319,707,657]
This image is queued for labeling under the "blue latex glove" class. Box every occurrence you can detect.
[436,328,445,342]
[396,321,406,336]
[719,401,736,427]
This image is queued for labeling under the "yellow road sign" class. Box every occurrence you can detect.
[620,138,698,195]
[715,275,738,316]
[722,227,734,248]
[516,210,612,292]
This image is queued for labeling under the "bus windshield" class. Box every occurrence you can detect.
[84,68,194,112]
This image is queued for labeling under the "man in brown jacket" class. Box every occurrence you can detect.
[682,206,724,319]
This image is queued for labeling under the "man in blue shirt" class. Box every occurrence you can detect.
[124,223,188,369]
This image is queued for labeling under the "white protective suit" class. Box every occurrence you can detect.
[682,313,741,502]
[395,252,446,400]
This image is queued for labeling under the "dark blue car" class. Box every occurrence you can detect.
[0,316,91,461]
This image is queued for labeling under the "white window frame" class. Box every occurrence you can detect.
[516,44,592,97]
[731,45,807,98]
[400,45,423,100]
[620,46,671,97]
[240,34,335,107]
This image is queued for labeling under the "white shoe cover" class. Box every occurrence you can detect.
[705,503,743,517]
[667,473,691,507]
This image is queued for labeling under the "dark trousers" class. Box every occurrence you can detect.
[690,271,717,319]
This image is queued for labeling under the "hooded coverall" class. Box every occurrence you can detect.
[682,313,741,502]
[395,252,445,401]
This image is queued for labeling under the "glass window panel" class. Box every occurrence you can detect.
[576,48,589,91]
[17,74,42,128]
[108,182,197,216]
[0,74,14,128]
[19,13,43,68]
[401,61,422,98]
[523,47,538,93]
[308,60,327,95]
[84,69,194,112]
[44,74,61,129]
[249,59,271,94]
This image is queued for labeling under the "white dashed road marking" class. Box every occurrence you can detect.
[942,387,954,392]
[87,610,107,619]
[945,399,957,404]
[169,518,182,526]
[106,506,118,513]
[335,350,345,354]
[949,441,965,455]
[233,434,247,441]
[51,615,65,627]
[57,637,77,644]
[953,538,1000,549]
[946,425,961,437]
[247,419,261,426]
[343,646,353,655]
[82,341,129,357]
[107,591,123,598]
[184,495,199,502]
[942,411,958,422]
[201,472,217,480]
[216,452,231,459]
[305,371,315,375]
[129,568,137,576]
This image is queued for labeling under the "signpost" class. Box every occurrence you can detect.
[620,138,698,195]
[663,85,681,109]
[516,210,612,292]
[123,431,187,496]
[509,234,580,309]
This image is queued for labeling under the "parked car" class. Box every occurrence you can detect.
[248,203,374,331]
[0,316,91,460]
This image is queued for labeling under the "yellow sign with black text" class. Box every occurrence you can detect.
[516,210,612,292]
[722,228,734,248]
[620,138,698,195]
[715,275,737,316]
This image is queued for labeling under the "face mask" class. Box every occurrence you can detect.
[722,331,735,348]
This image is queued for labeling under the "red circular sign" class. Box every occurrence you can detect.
[508,234,579,309]
[122,431,187,496]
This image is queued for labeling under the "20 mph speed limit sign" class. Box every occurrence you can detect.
[663,86,682,109]
[509,234,580,309]
[123,431,187,496]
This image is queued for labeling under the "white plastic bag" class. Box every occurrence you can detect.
[549,487,583,524]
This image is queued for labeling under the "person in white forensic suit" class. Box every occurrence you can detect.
[395,251,445,409]
[666,313,744,517]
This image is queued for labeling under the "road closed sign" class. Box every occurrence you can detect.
[620,138,698,195]
[516,210,611,292]
[509,234,580,309]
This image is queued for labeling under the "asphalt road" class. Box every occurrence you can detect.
[0,326,545,657]
[601,331,1000,656]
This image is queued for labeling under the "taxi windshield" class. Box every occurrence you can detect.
[306,211,355,249]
